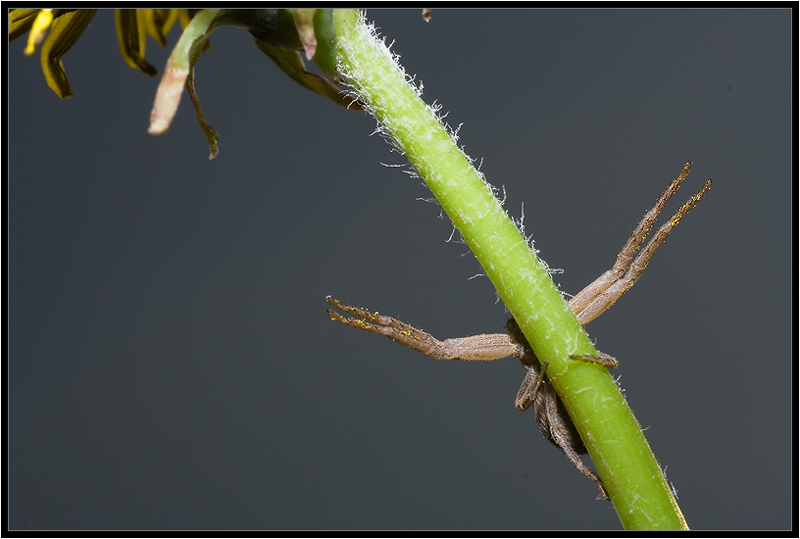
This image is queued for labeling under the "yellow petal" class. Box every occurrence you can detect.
[9,9,43,42]
[39,9,98,99]
[143,9,178,47]
[114,9,157,76]
[24,9,53,55]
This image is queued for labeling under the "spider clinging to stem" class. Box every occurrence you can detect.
[327,161,711,500]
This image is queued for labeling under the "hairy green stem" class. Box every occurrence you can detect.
[333,9,687,530]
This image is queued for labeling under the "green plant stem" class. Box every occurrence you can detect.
[332,9,687,530]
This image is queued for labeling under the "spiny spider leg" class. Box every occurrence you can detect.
[568,161,692,317]
[569,161,712,325]
[326,296,524,362]
[545,394,609,500]
[569,351,619,369]
[514,362,549,411]
[575,178,712,325]
[520,368,608,500]
[327,297,615,500]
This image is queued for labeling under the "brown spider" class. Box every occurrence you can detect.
[327,162,711,499]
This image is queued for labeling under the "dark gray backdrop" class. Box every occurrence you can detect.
[8,9,792,530]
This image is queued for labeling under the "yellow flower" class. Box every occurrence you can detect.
[8,8,195,99]
[10,9,363,157]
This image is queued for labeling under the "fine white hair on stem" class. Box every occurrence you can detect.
[338,11,553,291]
[415,196,440,205]
[496,184,507,206]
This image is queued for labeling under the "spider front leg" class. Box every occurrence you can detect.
[326,296,524,362]
[569,161,712,325]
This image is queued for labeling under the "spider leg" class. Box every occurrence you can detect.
[514,362,549,411]
[569,162,711,325]
[569,351,619,369]
[326,296,522,361]
[568,161,692,318]
[574,177,711,325]
[547,405,610,500]
[514,360,610,499]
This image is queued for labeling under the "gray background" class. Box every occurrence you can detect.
[8,9,792,530]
